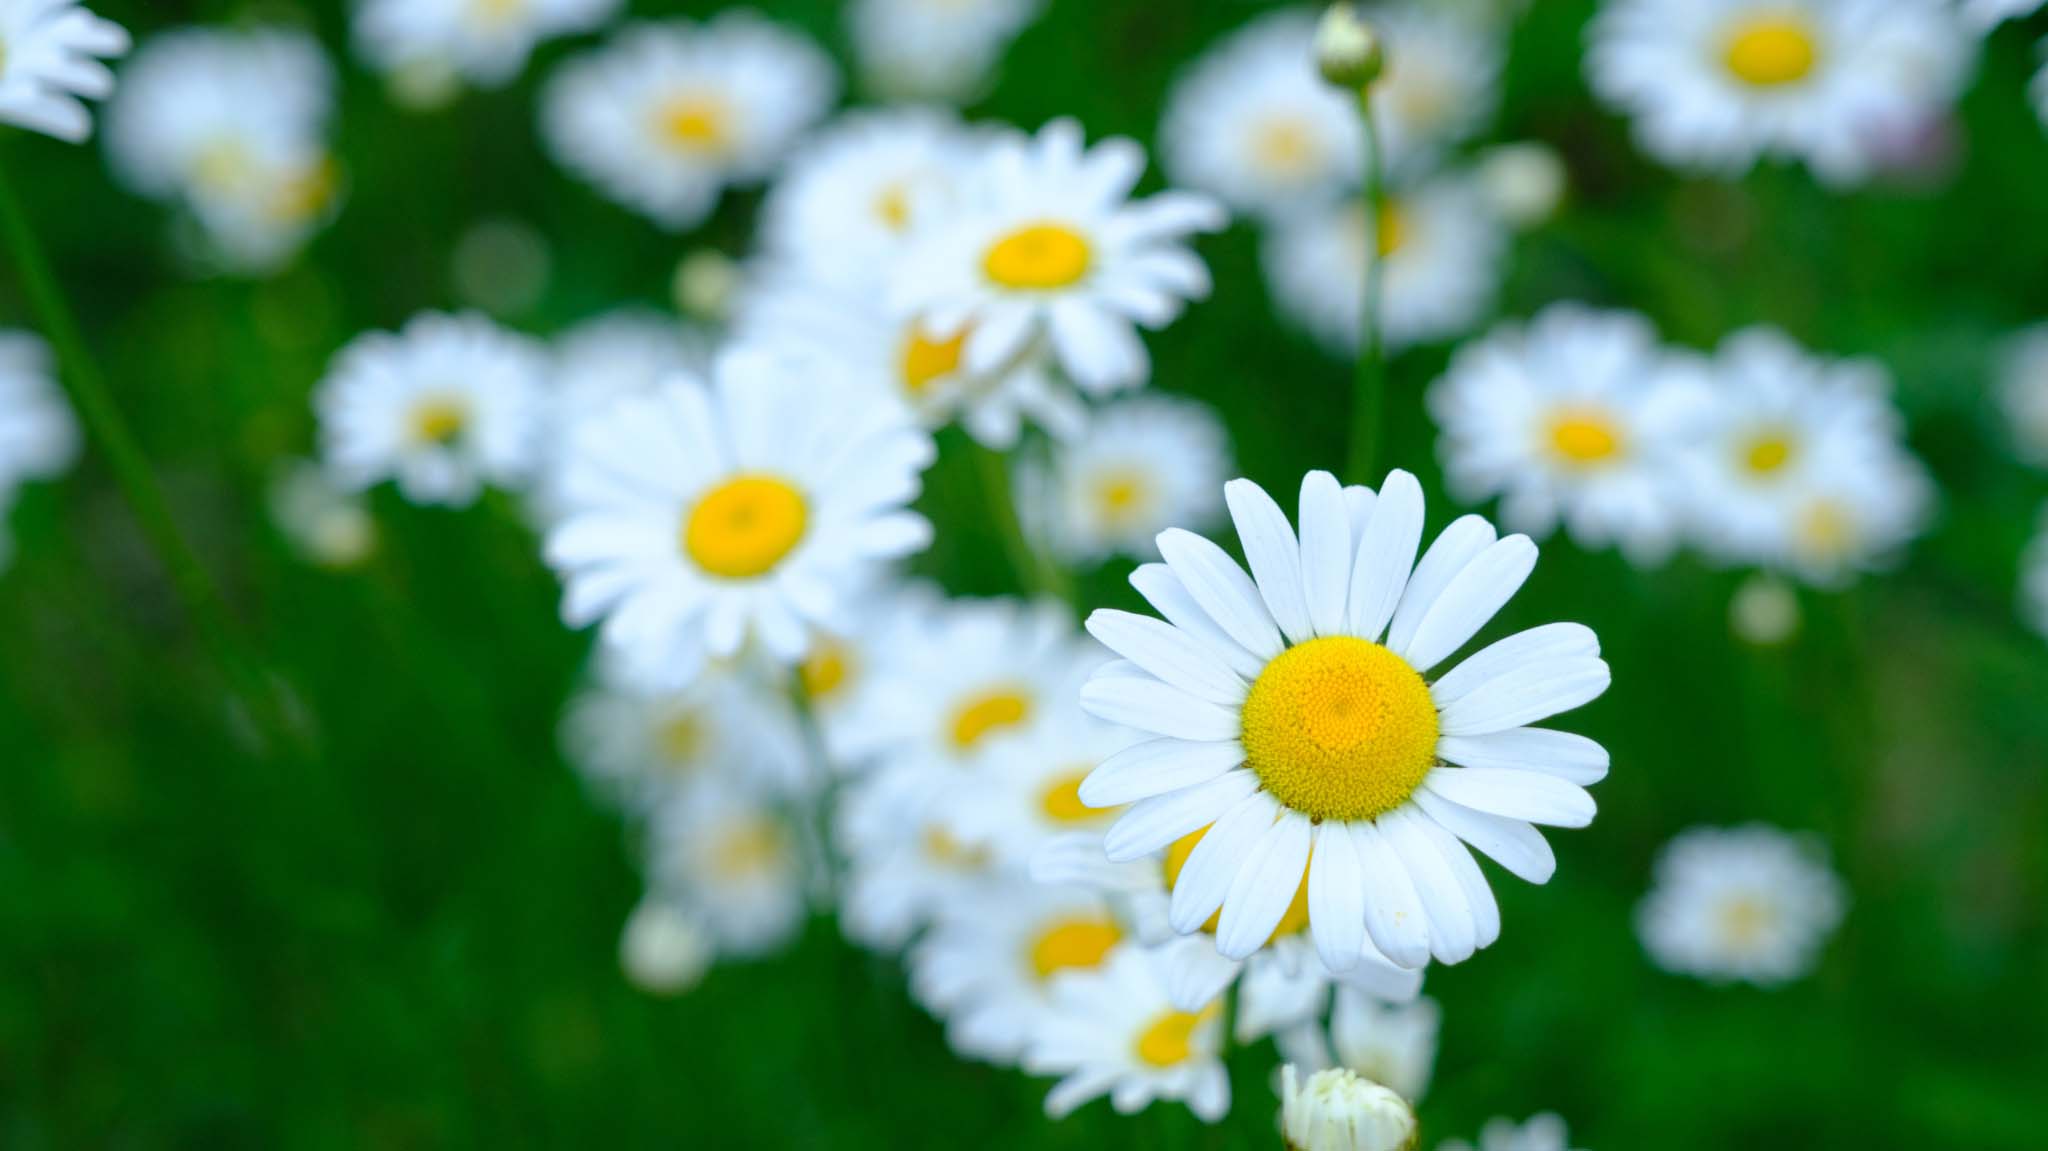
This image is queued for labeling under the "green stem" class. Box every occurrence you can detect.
[1345,96,1387,485]
[971,439,1073,606]
[0,147,297,757]
[788,670,842,902]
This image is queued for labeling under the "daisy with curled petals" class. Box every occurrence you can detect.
[1015,393,1233,566]
[0,0,127,143]
[544,346,935,691]
[1022,942,1231,1122]
[1440,1113,1588,1151]
[645,775,809,961]
[1079,469,1611,971]
[315,311,547,509]
[541,15,836,230]
[892,118,1226,398]
[1430,304,1713,565]
[1278,988,1440,1103]
[355,0,620,91]
[1637,823,1846,986]
[1586,0,1975,186]
[845,0,1044,103]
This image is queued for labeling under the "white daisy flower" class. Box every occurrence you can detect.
[1278,990,1440,1103]
[845,0,1044,103]
[1362,2,1505,173]
[1160,10,1361,221]
[1280,1065,1418,1151]
[837,773,1001,951]
[355,0,621,90]
[893,118,1226,398]
[1995,323,2048,470]
[0,0,126,143]
[2024,507,2048,640]
[1264,171,1505,356]
[315,311,547,509]
[543,345,935,691]
[618,896,712,995]
[1439,1113,1587,1151]
[1637,823,1847,986]
[0,330,79,499]
[1430,304,1714,565]
[940,702,1133,870]
[1078,469,1611,971]
[1586,0,1977,186]
[645,776,809,959]
[104,26,340,273]
[759,107,982,292]
[789,582,943,767]
[1015,393,1233,566]
[907,879,1126,1065]
[1674,327,1933,584]
[1022,942,1231,1122]
[267,459,375,570]
[541,15,837,231]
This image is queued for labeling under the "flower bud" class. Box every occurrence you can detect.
[619,899,712,996]
[1315,5,1386,91]
[673,248,740,323]
[1280,1064,1418,1151]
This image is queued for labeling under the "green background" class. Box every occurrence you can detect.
[4,0,2046,1146]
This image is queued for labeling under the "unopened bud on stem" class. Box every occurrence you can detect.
[1315,4,1386,91]
[1280,1065,1418,1151]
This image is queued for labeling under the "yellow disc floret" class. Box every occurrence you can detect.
[1240,636,1440,824]
[948,687,1033,752]
[1740,430,1797,477]
[1133,1005,1216,1068]
[683,474,808,580]
[409,396,470,446]
[983,222,1093,290]
[1722,16,1820,88]
[657,93,732,154]
[1547,408,1625,467]
[1162,826,1312,940]
[900,325,968,397]
[1029,916,1123,980]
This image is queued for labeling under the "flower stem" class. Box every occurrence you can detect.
[971,438,1073,607]
[1345,95,1388,485]
[0,148,299,757]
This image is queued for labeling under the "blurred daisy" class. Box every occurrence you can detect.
[2023,507,2048,640]
[544,346,934,690]
[789,582,942,767]
[1675,327,1933,584]
[838,774,1001,950]
[1278,990,1440,1103]
[645,777,809,960]
[1015,393,1233,565]
[1638,824,1847,986]
[1587,0,1976,186]
[105,27,340,273]
[759,107,980,291]
[549,309,707,432]
[0,331,79,499]
[1080,469,1610,970]
[618,896,712,995]
[1995,324,2048,469]
[1363,2,1505,173]
[1440,1113,1587,1151]
[355,0,620,90]
[1022,942,1231,1122]
[1280,1065,1418,1151]
[1430,304,1713,565]
[542,15,836,230]
[267,460,375,570]
[315,311,547,508]
[1264,171,1505,355]
[0,0,127,142]
[893,118,1226,398]
[559,659,811,812]
[908,879,1126,1065]
[1160,10,1360,220]
[941,703,1133,869]
[846,0,1044,103]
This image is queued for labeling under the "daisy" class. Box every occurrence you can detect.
[1022,942,1231,1122]
[549,309,708,433]
[1280,1065,1418,1151]
[1439,1114,1587,1151]
[1014,393,1234,566]
[354,0,621,90]
[907,879,1127,1065]
[267,460,375,570]
[541,15,837,231]
[0,330,79,499]
[644,776,809,960]
[1586,0,1976,186]
[788,582,944,767]
[1160,10,1362,221]
[1637,823,1847,985]
[837,771,1002,950]
[0,0,126,142]
[104,26,340,273]
[1429,304,1714,565]
[845,0,1045,103]
[1079,468,1611,971]
[2024,508,2048,640]
[892,118,1226,398]
[618,896,712,995]
[1361,2,1505,174]
[939,701,1134,870]
[315,311,547,509]
[1264,170,1505,355]
[1278,990,1440,1103]
[543,345,934,690]
[1995,324,2048,469]
[758,107,981,292]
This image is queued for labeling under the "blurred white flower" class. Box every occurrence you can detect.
[268,460,375,570]
[1728,572,1800,646]
[355,0,620,90]
[1431,304,1713,566]
[105,26,340,274]
[1995,323,2048,469]
[543,346,934,690]
[1587,0,1977,186]
[838,773,1001,951]
[2023,506,2048,640]
[845,0,1044,103]
[1279,989,1441,1103]
[1264,170,1505,355]
[1439,1113,1586,1151]
[1080,470,1611,971]
[0,330,79,499]
[1637,823,1847,985]
[618,897,712,995]
[1360,2,1504,173]
[1015,393,1233,565]
[788,582,942,767]
[541,15,836,230]
[893,118,1225,399]
[1021,942,1231,1122]
[941,701,1133,869]
[645,775,809,959]
[0,0,126,142]
[1474,141,1567,227]
[1280,1064,1418,1151]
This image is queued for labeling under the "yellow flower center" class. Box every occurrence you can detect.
[1717,896,1775,946]
[1547,408,1625,466]
[654,710,703,767]
[409,396,470,446]
[1091,466,1155,528]
[1038,769,1100,824]
[682,474,809,580]
[1162,825,1312,940]
[711,818,788,880]
[900,325,968,397]
[1133,1004,1217,1068]
[1240,636,1440,824]
[922,826,991,871]
[799,640,853,701]
[948,687,1032,752]
[1722,15,1820,88]
[1252,117,1321,177]
[1740,430,1798,477]
[983,222,1093,290]
[657,94,732,154]
[875,182,912,230]
[1028,916,1123,980]
[270,155,339,224]
[1357,199,1408,260]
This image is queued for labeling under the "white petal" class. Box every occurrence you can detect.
[1081,675,1241,741]
[1297,471,1353,637]
[1306,820,1367,973]
[1429,623,1600,708]
[1085,609,1248,705]
[1225,479,1314,645]
[1216,811,1314,960]
[1421,766,1596,828]
[1157,529,1284,660]
[1345,469,1425,641]
[1348,821,1430,970]
[1129,563,1268,679]
[1437,658,1610,735]
[1436,728,1609,785]
[1168,792,1279,934]
[1164,939,1242,1013]
[1425,822,1501,950]
[1380,808,1476,965]
[1103,769,1260,861]
[1394,525,1527,671]
[1386,515,1496,655]
[1081,739,1247,808]
[1410,787,1557,883]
